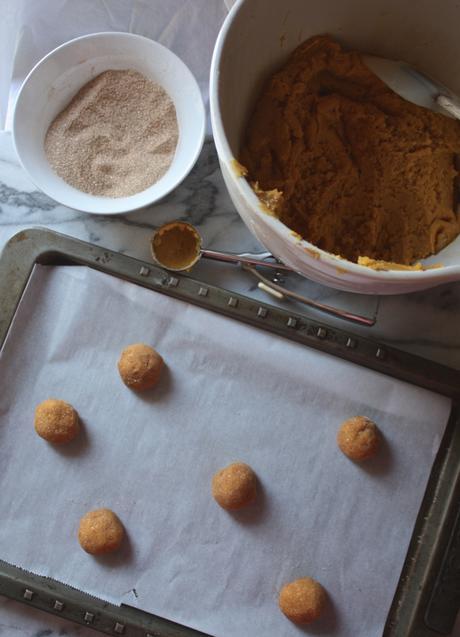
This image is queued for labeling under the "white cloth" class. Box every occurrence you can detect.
[0,0,230,129]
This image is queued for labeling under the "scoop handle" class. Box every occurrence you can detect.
[200,248,294,272]
[202,250,376,326]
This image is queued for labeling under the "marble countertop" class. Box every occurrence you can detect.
[0,129,459,636]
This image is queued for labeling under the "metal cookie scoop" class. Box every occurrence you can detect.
[150,221,376,327]
[150,220,293,273]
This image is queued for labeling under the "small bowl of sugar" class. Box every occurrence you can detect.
[12,32,205,214]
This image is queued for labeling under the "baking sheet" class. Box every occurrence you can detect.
[0,265,451,637]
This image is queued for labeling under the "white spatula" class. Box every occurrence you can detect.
[362,55,460,120]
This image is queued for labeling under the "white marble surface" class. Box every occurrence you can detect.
[0,128,460,636]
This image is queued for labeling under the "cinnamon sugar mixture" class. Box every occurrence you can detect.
[45,69,178,197]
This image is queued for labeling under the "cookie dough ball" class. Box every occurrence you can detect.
[212,462,257,510]
[34,399,80,443]
[337,416,381,461]
[118,343,163,391]
[279,577,326,625]
[78,508,124,555]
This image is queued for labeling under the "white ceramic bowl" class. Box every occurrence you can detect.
[13,32,205,215]
[210,0,460,294]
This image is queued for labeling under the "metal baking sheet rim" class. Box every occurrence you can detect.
[0,228,459,637]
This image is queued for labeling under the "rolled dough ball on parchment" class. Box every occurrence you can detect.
[78,508,124,555]
[118,343,164,390]
[337,416,381,461]
[212,462,258,510]
[279,577,326,624]
[34,398,80,443]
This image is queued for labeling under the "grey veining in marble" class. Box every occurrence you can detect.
[1,128,460,636]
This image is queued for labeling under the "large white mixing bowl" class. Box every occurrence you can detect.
[210,0,460,294]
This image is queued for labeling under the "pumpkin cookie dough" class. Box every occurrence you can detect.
[34,399,80,443]
[212,462,257,510]
[241,34,460,264]
[279,577,326,624]
[78,508,124,554]
[337,416,381,461]
[151,221,201,270]
[118,343,164,390]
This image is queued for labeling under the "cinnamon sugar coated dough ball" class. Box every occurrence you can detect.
[279,577,326,624]
[78,508,124,554]
[212,462,257,510]
[34,399,80,443]
[118,343,163,390]
[337,416,381,460]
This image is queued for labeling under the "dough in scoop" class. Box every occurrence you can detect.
[118,343,163,390]
[34,399,80,444]
[78,508,124,554]
[212,462,257,510]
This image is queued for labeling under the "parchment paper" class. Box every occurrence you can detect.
[0,265,451,637]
